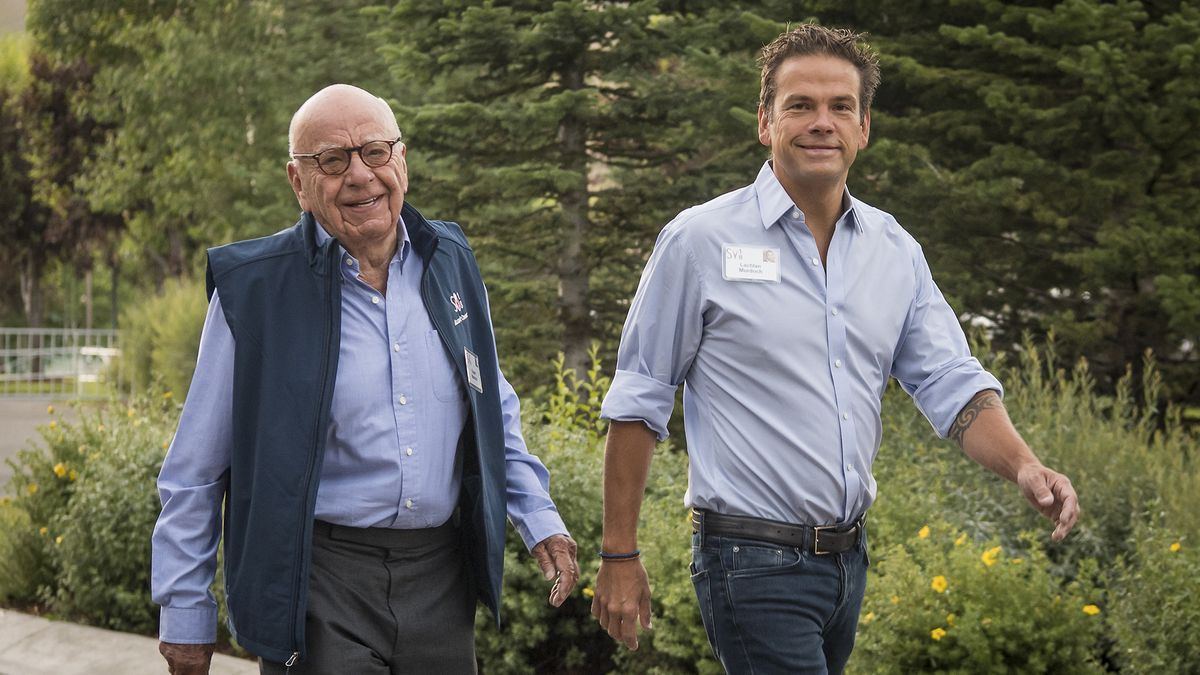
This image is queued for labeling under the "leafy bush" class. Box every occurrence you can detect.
[475,348,712,674]
[1107,525,1200,674]
[852,523,1105,674]
[117,277,207,397]
[0,393,179,632]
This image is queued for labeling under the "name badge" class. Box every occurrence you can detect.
[722,244,781,283]
[464,348,484,393]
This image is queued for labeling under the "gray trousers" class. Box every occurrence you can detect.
[260,519,477,675]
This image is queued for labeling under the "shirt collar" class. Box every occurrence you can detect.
[313,215,412,274]
[754,161,864,234]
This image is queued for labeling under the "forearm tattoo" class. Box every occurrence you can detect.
[948,390,1004,447]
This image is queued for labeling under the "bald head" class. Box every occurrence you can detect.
[288,84,399,154]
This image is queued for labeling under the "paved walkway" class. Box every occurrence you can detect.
[0,609,257,674]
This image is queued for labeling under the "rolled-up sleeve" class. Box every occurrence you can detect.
[151,292,234,644]
[601,224,705,440]
[892,246,1003,438]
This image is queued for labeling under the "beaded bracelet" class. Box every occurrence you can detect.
[598,549,641,561]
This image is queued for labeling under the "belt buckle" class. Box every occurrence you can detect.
[813,524,835,556]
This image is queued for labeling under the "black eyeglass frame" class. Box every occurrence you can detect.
[290,135,403,176]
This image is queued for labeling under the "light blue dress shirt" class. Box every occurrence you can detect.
[601,162,1002,526]
[153,219,566,644]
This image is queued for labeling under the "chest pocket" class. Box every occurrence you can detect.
[426,330,465,401]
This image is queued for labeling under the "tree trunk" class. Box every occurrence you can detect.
[110,253,120,329]
[84,268,94,330]
[20,250,45,374]
[557,56,592,379]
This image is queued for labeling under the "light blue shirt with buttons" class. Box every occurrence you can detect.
[600,161,1002,526]
[153,218,566,644]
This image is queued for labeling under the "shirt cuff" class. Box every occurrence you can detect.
[914,359,1004,438]
[513,507,568,552]
[600,369,677,441]
[158,605,218,644]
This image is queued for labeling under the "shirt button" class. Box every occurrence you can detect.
[831,308,839,316]
[811,257,820,266]
[846,464,853,472]
[790,208,800,219]
[344,257,353,266]
[842,412,850,420]
[371,296,380,305]
[393,343,400,352]
[835,359,843,368]
[405,499,414,509]
[398,395,407,405]
[405,447,413,457]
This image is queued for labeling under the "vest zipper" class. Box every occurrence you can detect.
[288,243,340,664]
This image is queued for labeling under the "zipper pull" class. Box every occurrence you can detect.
[285,652,299,670]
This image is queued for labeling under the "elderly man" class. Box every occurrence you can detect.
[152,84,578,675]
[591,25,1078,674]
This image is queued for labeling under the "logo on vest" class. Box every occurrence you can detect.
[450,292,469,326]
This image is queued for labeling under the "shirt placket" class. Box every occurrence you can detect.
[382,256,421,526]
[824,216,860,522]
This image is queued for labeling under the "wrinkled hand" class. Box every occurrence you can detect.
[1017,463,1079,542]
[531,534,578,607]
[591,559,652,650]
[158,641,214,675]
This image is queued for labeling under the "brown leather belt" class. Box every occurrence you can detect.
[691,509,863,555]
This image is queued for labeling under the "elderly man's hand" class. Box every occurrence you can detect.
[1016,462,1080,542]
[159,641,215,675]
[531,533,579,606]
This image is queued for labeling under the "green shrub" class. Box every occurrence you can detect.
[0,393,179,632]
[475,348,714,674]
[852,523,1105,674]
[48,393,179,631]
[1107,525,1200,674]
[118,277,207,398]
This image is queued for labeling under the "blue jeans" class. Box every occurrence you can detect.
[690,529,869,675]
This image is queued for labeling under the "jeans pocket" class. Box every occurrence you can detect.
[730,543,789,574]
[690,558,719,661]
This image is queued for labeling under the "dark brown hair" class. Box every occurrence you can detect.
[758,24,881,119]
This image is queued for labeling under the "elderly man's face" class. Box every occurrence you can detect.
[287,92,408,251]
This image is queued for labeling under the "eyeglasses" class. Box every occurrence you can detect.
[291,135,403,176]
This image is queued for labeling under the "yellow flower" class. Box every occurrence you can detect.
[931,576,948,593]
[97,424,105,432]
[127,408,136,418]
[1170,542,1182,553]
[981,617,992,626]
[39,526,48,536]
[954,533,967,546]
[981,546,1002,567]
[1011,558,1024,565]
[78,445,88,455]
[946,613,957,626]
[68,470,78,482]
[862,612,876,625]
[48,420,57,429]
[53,463,67,478]
[163,391,173,399]
[55,535,63,545]
[890,595,900,605]
[582,587,595,599]
[1082,605,1101,616]
[162,441,170,450]
[931,627,947,641]
[47,404,55,415]
[918,525,930,539]
[27,483,39,495]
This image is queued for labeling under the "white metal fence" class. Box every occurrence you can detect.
[0,328,121,399]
